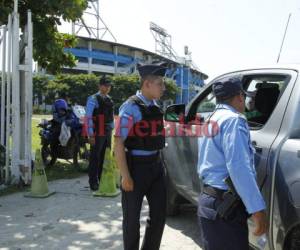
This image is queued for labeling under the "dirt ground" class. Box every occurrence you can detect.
[0,176,203,250]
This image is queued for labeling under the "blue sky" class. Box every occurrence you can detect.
[96,0,300,80]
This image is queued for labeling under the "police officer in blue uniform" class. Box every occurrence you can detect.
[86,76,114,191]
[114,63,167,250]
[197,77,268,250]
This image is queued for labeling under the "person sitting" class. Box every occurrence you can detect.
[245,90,262,121]
[52,99,68,123]
[247,83,280,125]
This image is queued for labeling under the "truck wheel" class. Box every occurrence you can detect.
[165,171,180,216]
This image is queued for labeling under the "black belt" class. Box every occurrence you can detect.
[126,152,160,164]
[203,185,226,200]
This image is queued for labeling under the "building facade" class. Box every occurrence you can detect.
[64,36,208,104]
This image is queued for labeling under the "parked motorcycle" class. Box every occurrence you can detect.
[38,105,89,168]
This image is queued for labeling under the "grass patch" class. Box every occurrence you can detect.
[0,185,30,197]
[45,162,88,182]
[0,116,88,196]
[32,116,41,152]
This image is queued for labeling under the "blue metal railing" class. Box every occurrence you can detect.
[65,48,134,65]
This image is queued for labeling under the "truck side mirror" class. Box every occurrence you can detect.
[164,104,186,122]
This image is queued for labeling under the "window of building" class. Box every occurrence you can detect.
[75,56,88,63]
[92,59,114,66]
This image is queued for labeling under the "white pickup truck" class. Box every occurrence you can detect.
[163,65,300,250]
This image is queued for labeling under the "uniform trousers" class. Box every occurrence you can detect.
[198,192,249,250]
[122,154,166,250]
[88,128,112,188]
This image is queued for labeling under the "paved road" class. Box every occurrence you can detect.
[0,176,203,250]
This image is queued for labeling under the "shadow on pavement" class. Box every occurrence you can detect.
[166,204,204,248]
[1,176,202,250]
[0,179,126,250]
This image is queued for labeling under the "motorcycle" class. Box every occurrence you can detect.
[38,105,89,168]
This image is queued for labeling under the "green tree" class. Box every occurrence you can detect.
[33,73,99,106]
[32,74,50,102]
[0,0,88,74]
[49,74,99,105]
[163,78,180,101]
[110,74,179,113]
[110,74,140,112]
[33,73,179,113]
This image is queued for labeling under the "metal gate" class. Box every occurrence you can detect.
[0,1,33,185]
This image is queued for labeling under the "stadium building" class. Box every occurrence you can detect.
[63,36,208,104]
[58,0,208,104]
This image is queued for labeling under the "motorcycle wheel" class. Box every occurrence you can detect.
[41,144,57,167]
[73,142,89,168]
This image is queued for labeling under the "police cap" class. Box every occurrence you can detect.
[137,62,168,78]
[99,75,112,86]
[213,77,250,99]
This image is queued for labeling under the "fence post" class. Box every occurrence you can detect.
[21,10,33,183]
[0,26,7,182]
[1,26,7,146]
[11,8,21,183]
[1,1,34,184]
[5,15,12,184]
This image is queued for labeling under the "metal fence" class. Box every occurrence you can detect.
[0,1,33,185]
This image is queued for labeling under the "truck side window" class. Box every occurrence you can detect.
[244,75,289,129]
[196,93,216,121]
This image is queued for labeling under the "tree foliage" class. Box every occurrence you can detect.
[33,73,179,113]
[0,0,88,74]
[109,74,179,111]
[33,74,53,103]
[47,74,99,105]
[109,74,140,111]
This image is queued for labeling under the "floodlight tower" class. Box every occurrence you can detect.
[72,0,116,41]
[150,22,205,104]
[150,22,178,61]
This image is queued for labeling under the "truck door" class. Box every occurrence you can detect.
[163,120,197,200]
[188,91,217,195]
[172,85,219,200]
[241,70,297,249]
[186,70,297,249]
[163,88,217,203]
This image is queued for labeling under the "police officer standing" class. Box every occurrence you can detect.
[197,77,268,250]
[86,76,114,191]
[114,63,167,250]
